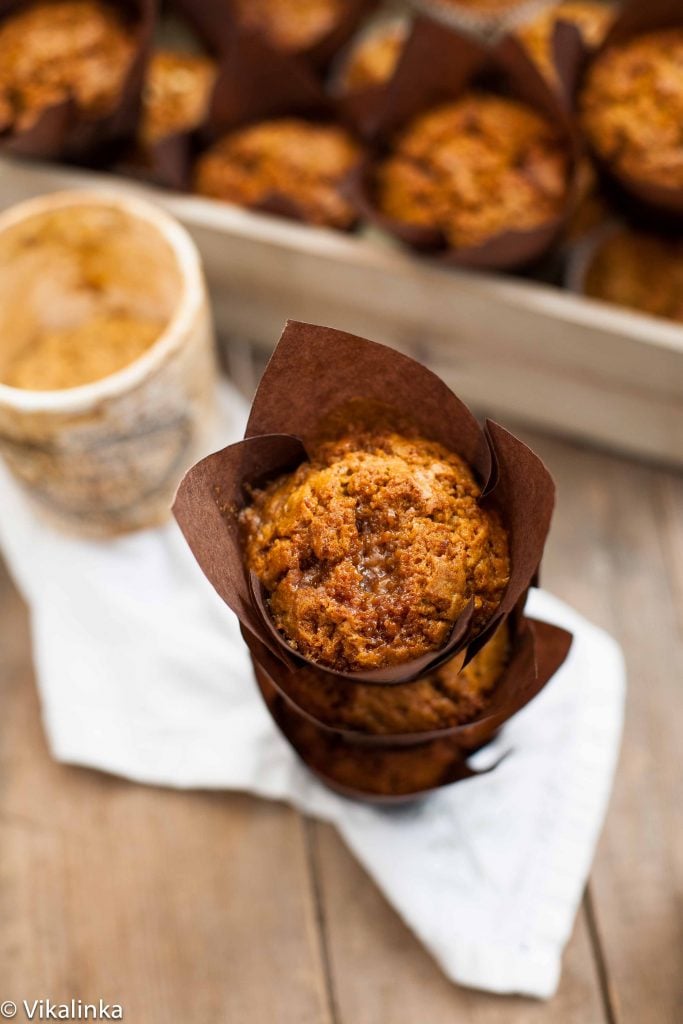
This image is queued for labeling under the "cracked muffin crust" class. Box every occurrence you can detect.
[517,2,616,84]
[268,620,510,734]
[0,0,135,135]
[374,93,570,248]
[232,0,343,54]
[583,228,683,324]
[580,28,683,191]
[140,51,216,145]
[241,430,510,673]
[194,119,362,228]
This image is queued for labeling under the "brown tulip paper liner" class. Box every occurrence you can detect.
[174,321,556,689]
[249,617,571,801]
[573,0,683,218]
[349,16,582,270]
[170,0,376,70]
[0,0,156,162]
[242,608,572,744]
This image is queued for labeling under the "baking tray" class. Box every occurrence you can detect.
[1,155,681,467]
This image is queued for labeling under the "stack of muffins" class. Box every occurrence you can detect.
[1,0,682,324]
[174,321,572,802]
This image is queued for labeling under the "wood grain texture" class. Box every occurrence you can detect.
[0,426,681,1023]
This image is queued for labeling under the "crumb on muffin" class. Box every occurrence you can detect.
[140,50,216,145]
[517,2,616,83]
[233,0,343,54]
[580,28,683,191]
[241,430,510,673]
[584,228,683,323]
[375,92,570,248]
[338,21,408,94]
[194,118,361,228]
[0,0,135,134]
[274,620,510,734]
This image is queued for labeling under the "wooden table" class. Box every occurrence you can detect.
[0,426,681,1024]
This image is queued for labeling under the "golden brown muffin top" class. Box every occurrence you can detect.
[241,430,510,673]
[429,0,523,10]
[233,0,343,53]
[0,0,135,134]
[140,50,216,145]
[584,228,683,324]
[194,118,361,229]
[580,28,683,190]
[375,92,569,248]
[518,2,615,83]
[338,21,408,94]
[1,313,163,391]
[273,620,510,734]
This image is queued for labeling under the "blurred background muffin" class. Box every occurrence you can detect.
[335,17,408,95]
[231,0,347,55]
[516,2,616,85]
[580,27,683,194]
[139,50,217,148]
[578,225,683,324]
[0,0,136,135]
[194,118,362,228]
[374,92,570,248]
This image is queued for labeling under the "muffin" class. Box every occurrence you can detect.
[582,227,683,323]
[140,50,216,146]
[194,118,362,228]
[0,0,135,134]
[232,0,345,54]
[337,20,408,95]
[580,28,683,192]
[262,619,511,735]
[517,2,616,84]
[240,430,510,673]
[374,92,570,248]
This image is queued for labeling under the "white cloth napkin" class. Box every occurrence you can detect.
[0,382,625,1000]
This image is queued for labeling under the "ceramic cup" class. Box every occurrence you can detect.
[0,190,217,535]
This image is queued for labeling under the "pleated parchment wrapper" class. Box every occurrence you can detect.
[572,0,683,219]
[173,321,571,801]
[170,0,376,70]
[349,15,582,270]
[0,0,156,162]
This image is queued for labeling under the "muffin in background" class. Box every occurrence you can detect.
[517,2,616,84]
[0,0,135,134]
[374,92,570,248]
[194,118,362,228]
[580,28,683,193]
[232,0,345,55]
[140,50,217,147]
[581,227,683,324]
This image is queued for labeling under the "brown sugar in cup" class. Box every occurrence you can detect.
[193,118,363,228]
[516,2,616,85]
[571,224,683,323]
[240,430,510,673]
[352,17,579,269]
[0,0,154,159]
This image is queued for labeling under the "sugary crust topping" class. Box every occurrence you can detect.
[241,430,510,672]
[0,0,135,133]
[580,28,683,190]
[141,50,216,144]
[194,119,361,228]
[518,2,615,83]
[585,228,683,323]
[233,0,343,53]
[375,92,569,247]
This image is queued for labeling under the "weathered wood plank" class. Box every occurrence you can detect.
[0,562,332,1024]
